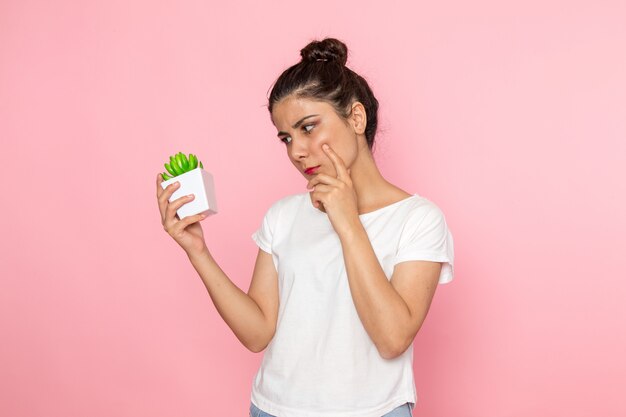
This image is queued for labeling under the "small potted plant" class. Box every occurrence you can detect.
[160,152,218,219]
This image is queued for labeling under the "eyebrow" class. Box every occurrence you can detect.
[276,114,319,137]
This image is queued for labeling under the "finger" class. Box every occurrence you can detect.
[174,212,206,231]
[310,184,332,195]
[165,192,194,224]
[310,185,333,208]
[166,214,206,236]
[158,181,181,220]
[310,190,324,208]
[307,173,341,190]
[309,191,327,210]
[156,173,165,198]
[156,172,174,195]
[322,144,350,180]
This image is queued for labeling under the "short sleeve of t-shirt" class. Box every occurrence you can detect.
[394,202,455,284]
[251,201,279,254]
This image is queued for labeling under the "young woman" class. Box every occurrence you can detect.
[156,38,454,417]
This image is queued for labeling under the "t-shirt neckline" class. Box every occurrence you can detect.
[306,193,419,218]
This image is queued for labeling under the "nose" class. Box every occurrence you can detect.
[288,135,309,161]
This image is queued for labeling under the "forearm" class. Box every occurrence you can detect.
[338,221,412,359]
[186,248,270,353]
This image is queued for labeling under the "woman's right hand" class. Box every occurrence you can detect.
[156,173,208,257]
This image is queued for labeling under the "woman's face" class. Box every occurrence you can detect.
[271,96,359,179]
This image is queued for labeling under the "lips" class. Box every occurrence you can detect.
[304,165,320,175]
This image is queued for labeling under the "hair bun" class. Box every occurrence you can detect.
[300,38,348,66]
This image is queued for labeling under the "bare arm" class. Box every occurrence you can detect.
[187,247,279,353]
[339,221,440,359]
[156,174,279,353]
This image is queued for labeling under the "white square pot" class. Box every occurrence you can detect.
[160,168,218,219]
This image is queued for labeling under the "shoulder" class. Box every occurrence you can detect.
[263,191,309,216]
[402,194,448,227]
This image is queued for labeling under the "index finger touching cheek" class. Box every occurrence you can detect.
[322,143,349,179]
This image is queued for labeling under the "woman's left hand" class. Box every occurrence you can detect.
[307,144,361,236]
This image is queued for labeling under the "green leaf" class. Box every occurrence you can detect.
[189,154,198,169]
[164,162,177,177]
[170,156,183,175]
[180,152,190,171]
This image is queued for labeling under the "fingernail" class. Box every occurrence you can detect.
[322,144,329,150]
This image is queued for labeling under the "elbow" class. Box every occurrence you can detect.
[378,337,411,360]
[382,316,429,359]
[247,339,269,353]
[249,345,265,353]
[247,329,276,353]
[379,310,426,359]
[379,346,405,360]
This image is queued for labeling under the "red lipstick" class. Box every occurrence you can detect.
[304,166,320,175]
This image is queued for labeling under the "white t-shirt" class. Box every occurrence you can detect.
[250,191,454,417]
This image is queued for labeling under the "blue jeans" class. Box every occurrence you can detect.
[249,401,414,417]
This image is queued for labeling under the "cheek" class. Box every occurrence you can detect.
[305,134,327,156]
[311,131,342,152]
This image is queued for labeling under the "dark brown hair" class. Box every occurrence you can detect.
[267,38,380,151]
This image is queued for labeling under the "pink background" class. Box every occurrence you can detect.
[1,1,625,416]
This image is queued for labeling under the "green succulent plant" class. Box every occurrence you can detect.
[161,152,204,181]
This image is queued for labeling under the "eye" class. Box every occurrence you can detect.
[279,124,315,145]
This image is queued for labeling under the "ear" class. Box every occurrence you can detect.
[348,101,367,135]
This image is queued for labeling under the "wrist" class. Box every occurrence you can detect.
[186,246,211,262]
[337,217,366,243]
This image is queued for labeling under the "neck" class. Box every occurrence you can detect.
[349,143,394,212]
